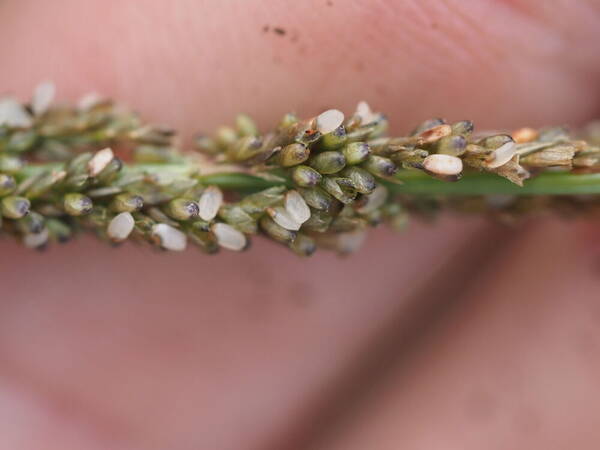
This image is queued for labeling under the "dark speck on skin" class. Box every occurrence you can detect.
[263,25,270,32]
[273,27,286,36]
[327,0,333,5]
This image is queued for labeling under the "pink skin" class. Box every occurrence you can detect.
[0,1,599,449]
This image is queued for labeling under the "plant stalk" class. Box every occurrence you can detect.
[20,162,600,196]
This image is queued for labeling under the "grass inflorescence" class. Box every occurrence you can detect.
[0,83,599,255]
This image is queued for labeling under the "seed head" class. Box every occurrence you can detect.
[423,154,463,179]
[46,218,72,243]
[284,190,311,224]
[302,209,333,232]
[486,140,517,169]
[17,211,45,234]
[26,170,67,199]
[278,112,299,129]
[215,126,238,148]
[490,158,530,186]
[0,89,595,257]
[309,151,346,174]
[289,233,317,257]
[416,124,452,144]
[321,176,357,204]
[63,193,93,216]
[0,174,16,196]
[299,187,334,211]
[77,92,104,111]
[356,185,388,214]
[164,198,200,221]
[1,196,30,219]
[152,223,187,251]
[218,205,257,234]
[108,212,135,241]
[0,155,24,173]
[315,109,345,134]
[291,165,322,187]
[450,120,474,136]
[212,222,247,251]
[279,143,310,167]
[362,155,398,177]
[317,126,347,150]
[436,135,467,157]
[228,136,264,163]
[411,118,446,136]
[342,142,371,165]
[23,228,49,249]
[259,216,297,244]
[512,127,538,144]
[520,144,575,168]
[31,81,56,116]
[355,101,379,125]
[87,148,114,177]
[110,193,144,212]
[189,225,220,254]
[198,186,223,221]
[267,206,302,231]
[0,98,32,128]
[235,114,258,137]
[342,166,376,194]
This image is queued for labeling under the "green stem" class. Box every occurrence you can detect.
[20,162,600,196]
[389,170,600,195]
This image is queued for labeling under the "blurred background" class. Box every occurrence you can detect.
[0,1,599,449]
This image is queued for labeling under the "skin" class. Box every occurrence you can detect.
[0,1,599,449]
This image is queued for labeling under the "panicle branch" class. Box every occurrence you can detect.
[1,83,599,255]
